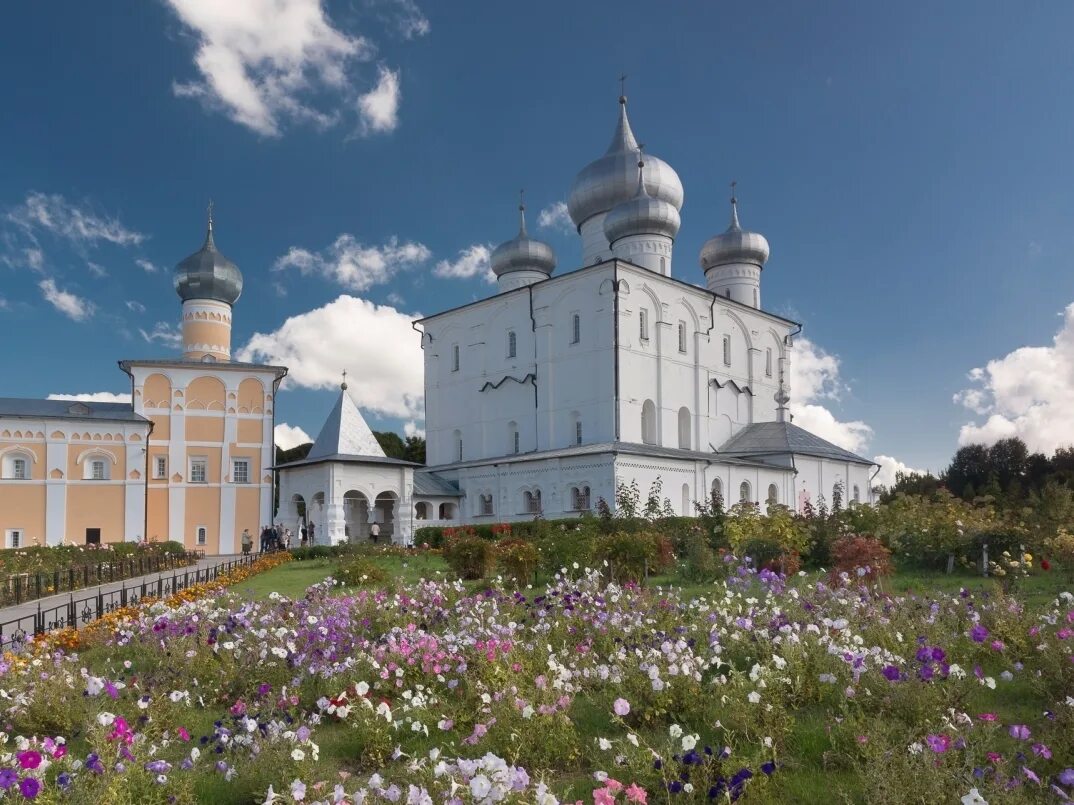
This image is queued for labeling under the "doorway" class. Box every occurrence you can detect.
[86,528,101,545]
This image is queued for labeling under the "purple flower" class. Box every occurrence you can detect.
[0,769,16,790]
[760,761,776,776]
[1032,743,1052,759]
[881,665,900,681]
[1024,766,1041,784]
[926,734,950,754]
[1009,724,1031,740]
[970,625,989,643]
[16,751,40,770]
[931,647,946,663]
[1059,768,1074,786]
[613,698,631,717]
[19,778,40,800]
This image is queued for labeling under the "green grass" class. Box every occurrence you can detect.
[230,558,338,599]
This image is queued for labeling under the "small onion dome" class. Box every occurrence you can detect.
[174,212,243,305]
[603,155,682,244]
[699,195,770,271]
[490,202,557,278]
[567,96,683,230]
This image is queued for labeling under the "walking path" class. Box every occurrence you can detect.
[0,554,248,632]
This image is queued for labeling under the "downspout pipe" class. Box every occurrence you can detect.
[528,284,539,447]
[612,264,621,441]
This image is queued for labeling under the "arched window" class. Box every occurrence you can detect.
[507,330,517,359]
[571,313,581,345]
[508,421,519,454]
[439,502,456,520]
[1,450,33,480]
[79,451,113,481]
[415,502,429,520]
[480,494,494,516]
[852,485,861,503]
[767,484,778,511]
[722,335,731,366]
[641,399,657,445]
[711,477,723,507]
[681,483,690,516]
[739,480,751,503]
[765,348,773,377]
[571,486,591,511]
[12,458,27,480]
[524,489,542,514]
[639,308,649,341]
[453,430,463,462]
[677,406,691,449]
[677,321,687,353]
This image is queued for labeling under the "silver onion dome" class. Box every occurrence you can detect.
[699,194,770,271]
[174,210,243,305]
[490,201,556,278]
[603,155,682,244]
[567,96,683,230]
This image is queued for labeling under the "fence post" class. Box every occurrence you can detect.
[68,594,75,628]
[96,588,103,621]
[35,603,43,636]
[53,570,60,596]
[35,573,42,600]
[13,576,21,606]
[120,585,127,608]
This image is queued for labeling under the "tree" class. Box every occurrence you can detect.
[374,430,407,459]
[988,437,1028,491]
[944,444,990,500]
[403,436,426,464]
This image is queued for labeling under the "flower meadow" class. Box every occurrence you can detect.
[0,555,1070,803]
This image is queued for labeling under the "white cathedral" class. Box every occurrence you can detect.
[279,94,878,545]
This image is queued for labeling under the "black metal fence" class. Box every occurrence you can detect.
[0,552,203,608]
[0,554,255,654]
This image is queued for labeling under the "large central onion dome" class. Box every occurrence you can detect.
[567,96,683,231]
[699,195,770,271]
[490,200,557,279]
[603,154,682,244]
[174,213,243,305]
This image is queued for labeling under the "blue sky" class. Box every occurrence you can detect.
[2,0,1073,480]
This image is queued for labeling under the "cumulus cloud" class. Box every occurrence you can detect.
[47,392,132,404]
[126,300,146,313]
[274,422,313,450]
[871,454,928,490]
[356,65,401,135]
[236,295,424,418]
[8,192,145,249]
[136,258,159,273]
[433,244,495,283]
[788,337,872,454]
[403,420,425,438]
[537,201,573,233]
[954,302,1074,454]
[274,234,430,291]
[39,279,94,321]
[140,321,184,348]
[166,0,375,137]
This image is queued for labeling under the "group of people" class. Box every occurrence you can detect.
[239,521,317,555]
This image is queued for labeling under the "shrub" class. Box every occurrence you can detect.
[737,537,799,575]
[494,537,538,585]
[828,534,892,583]
[677,528,719,583]
[442,532,494,579]
[591,531,673,583]
[1045,528,1074,579]
[723,503,809,559]
[533,526,594,576]
[335,556,389,587]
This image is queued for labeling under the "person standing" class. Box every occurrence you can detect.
[241,528,252,556]
[300,524,308,547]
[308,522,316,546]
[370,521,380,545]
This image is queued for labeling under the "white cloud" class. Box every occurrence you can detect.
[39,279,95,321]
[136,258,159,273]
[126,300,146,313]
[356,65,401,135]
[433,244,495,283]
[87,261,108,278]
[788,336,872,453]
[236,295,423,418]
[139,321,184,348]
[382,0,430,39]
[274,234,429,291]
[954,302,1074,454]
[24,248,44,271]
[0,297,10,311]
[47,392,132,404]
[274,422,313,450]
[403,420,425,439]
[9,192,145,248]
[537,201,573,233]
[165,0,375,137]
[871,454,928,490]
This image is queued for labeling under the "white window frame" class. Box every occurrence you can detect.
[196,526,207,546]
[739,480,751,503]
[507,330,517,359]
[6,529,23,549]
[571,313,581,345]
[678,321,687,353]
[232,459,250,484]
[11,458,28,480]
[639,309,649,341]
[765,348,773,377]
[723,335,731,366]
[451,344,460,372]
[154,456,167,479]
[480,494,494,516]
[189,456,208,484]
[90,460,106,481]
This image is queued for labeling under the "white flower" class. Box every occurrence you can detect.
[908,742,924,755]
[748,691,761,704]
[470,775,492,799]
[626,733,639,747]
[682,734,698,751]
[96,712,115,726]
[598,738,612,750]
[961,788,988,805]
[356,682,370,696]
[291,748,305,761]
[522,705,534,719]
[669,724,683,738]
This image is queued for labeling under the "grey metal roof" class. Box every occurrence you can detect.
[174,221,243,305]
[413,471,462,497]
[118,359,287,376]
[307,388,385,460]
[0,397,149,424]
[272,453,418,471]
[717,421,875,466]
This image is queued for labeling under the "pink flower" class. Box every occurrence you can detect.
[613,698,630,717]
[177,727,190,742]
[987,752,1003,764]
[625,784,648,804]
[16,750,41,770]
[593,787,615,805]
[1031,743,1052,759]
[605,779,623,793]
[977,713,997,721]
[1009,724,1031,740]
[925,734,950,754]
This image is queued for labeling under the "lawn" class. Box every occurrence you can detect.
[2,550,1071,804]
